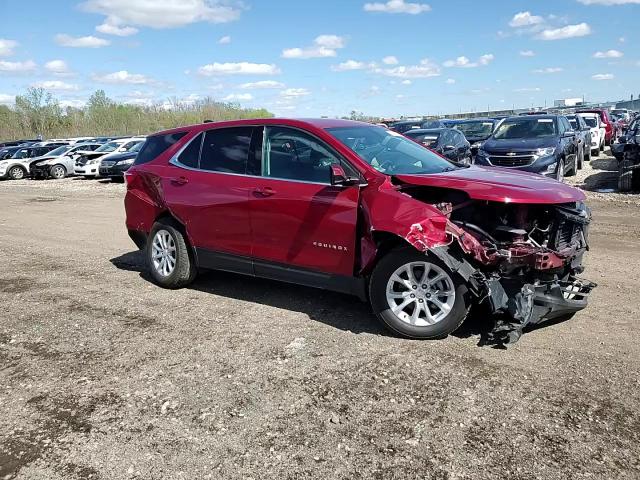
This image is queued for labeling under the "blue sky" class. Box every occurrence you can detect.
[0,0,638,117]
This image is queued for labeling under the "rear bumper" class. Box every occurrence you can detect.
[75,165,100,176]
[99,163,130,177]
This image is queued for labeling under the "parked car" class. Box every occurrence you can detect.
[577,109,614,146]
[611,117,639,162]
[0,146,21,160]
[0,145,61,179]
[566,114,592,168]
[389,120,425,133]
[75,138,145,177]
[124,118,594,344]
[98,142,144,181]
[450,118,498,157]
[577,112,605,157]
[0,139,40,148]
[403,128,472,165]
[30,143,103,179]
[476,115,578,181]
[611,109,631,122]
[618,119,640,191]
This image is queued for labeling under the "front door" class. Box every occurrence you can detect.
[249,126,360,277]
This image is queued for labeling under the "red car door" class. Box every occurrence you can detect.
[162,127,259,261]
[249,126,360,277]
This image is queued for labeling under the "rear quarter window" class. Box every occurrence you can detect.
[134,131,188,165]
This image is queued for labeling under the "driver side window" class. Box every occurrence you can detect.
[263,127,345,184]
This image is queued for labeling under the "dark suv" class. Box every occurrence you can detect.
[124,119,595,344]
[403,128,471,164]
[475,115,578,182]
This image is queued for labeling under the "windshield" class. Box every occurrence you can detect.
[130,141,144,153]
[326,126,459,175]
[454,121,495,137]
[582,117,598,128]
[493,118,557,139]
[95,141,119,153]
[47,145,72,156]
[12,148,31,159]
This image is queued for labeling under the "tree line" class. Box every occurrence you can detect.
[0,88,273,141]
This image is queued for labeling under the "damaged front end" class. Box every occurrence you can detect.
[399,188,597,345]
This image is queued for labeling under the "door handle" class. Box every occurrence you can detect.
[254,186,276,197]
[170,176,189,186]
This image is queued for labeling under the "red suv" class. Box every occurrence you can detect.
[577,109,614,145]
[125,119,595,344]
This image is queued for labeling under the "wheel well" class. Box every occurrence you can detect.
[369,231,412,268]
[9,164,26,172]
[153,212,194,250]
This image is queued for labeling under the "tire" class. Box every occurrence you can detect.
[618,160,637,192]
[566,156,577,177]
[50,165,66,179]
[146,219,197,289]
[8,166,26,180]
[585,147,591,163]
[578,147,584,170]
[592,148,600,158]
[369,248,471,339]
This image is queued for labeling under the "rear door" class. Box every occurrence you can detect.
[162,127,260,263]
[248,125,360,277]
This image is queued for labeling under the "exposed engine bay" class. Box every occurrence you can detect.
[397,184,597,345]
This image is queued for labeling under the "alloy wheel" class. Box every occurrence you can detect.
[385,261,456,326]
[151,229,177,277]
[9,167,24,180]
[51,166,65,179]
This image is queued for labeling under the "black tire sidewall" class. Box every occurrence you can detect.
[146,221,196,289]
[9,166,24,180]
[369,248,470,339]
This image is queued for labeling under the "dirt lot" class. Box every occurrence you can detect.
[1,152,639,480]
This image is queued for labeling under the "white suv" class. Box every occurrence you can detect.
[74,137,145,177]
[578,113,606,157]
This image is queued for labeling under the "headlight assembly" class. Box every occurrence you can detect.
[536,147,556,157]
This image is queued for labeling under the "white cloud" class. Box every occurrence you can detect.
[54,34,110,48]
[92,70,152,84]
[0,93,15,105]
[0,60,36,73]
[282,35,346,59]
[197,62,281,75]
[401,79,412,85]
[520,50,536,57]
[223,93,253,102]
[443,54,494,68]
[382,55,399,65]
[31,80,79,91]
[364,0,431,14]
[331,60,375,71]
[577,0,640,4]
[239,80,285,89]
[537,23,591,40]
[509,11,544,27]
[445,78,455,84]
[593,49,623,58]
[592,73,614,80]
[96,20,138,36]
[281,88,310,98]
[59,99,87,109]
[514,87,541,92]
[532,67,563,74]
[0,39,18,56]
[218,35,231,44]
[81,0,244,29]
[44,59,71,75]
[376,58,440,78]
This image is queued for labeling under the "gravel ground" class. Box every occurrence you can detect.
[1,151,639,479]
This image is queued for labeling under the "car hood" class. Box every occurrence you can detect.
[393,166,585,204]
[465,135,491,143]
[483,137,557,152]
[103,151,136,161]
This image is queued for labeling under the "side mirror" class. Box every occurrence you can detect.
[330,164,358,186]
[443,145,456,152]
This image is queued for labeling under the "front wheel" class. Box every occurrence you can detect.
[556,159,565,182]
[369,248,471,339]
[50,165,66,179]
[146,220,197,289]
[8,166,25,180]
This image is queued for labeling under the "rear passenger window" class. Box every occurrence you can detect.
[135,131,187,165]
[200,127,253,174]
[177,133,202,169]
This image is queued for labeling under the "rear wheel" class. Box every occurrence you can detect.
[369,248,471,339]
[8,166,25,180]
[146,219,197,289]
[618,160,639,192]
[50,165,66,179]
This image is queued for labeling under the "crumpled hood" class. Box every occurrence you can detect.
[393,166,585,204]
